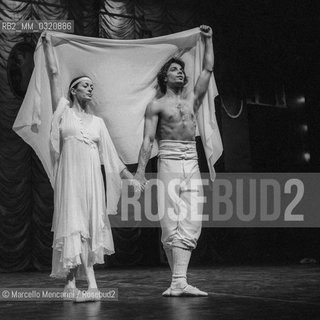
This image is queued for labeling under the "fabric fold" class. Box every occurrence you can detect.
[98,117,126,215]
[49,98,122,278]
[13,28,222,184]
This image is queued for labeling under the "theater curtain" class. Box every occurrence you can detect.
[0,0,68,272]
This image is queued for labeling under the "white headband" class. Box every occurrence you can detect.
[69,76,92,89]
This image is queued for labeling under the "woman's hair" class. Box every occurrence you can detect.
[68,75,91,101]
[157,57,188,94]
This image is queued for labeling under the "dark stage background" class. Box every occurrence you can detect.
[0,0,319,272]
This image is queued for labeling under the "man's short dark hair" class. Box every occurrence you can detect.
[157,57,188,94]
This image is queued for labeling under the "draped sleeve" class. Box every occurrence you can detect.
[50,97,69,162]
[98,117,126,215]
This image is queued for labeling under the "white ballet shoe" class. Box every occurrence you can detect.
[162,285,208,297]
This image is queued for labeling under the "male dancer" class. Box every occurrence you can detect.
[135,25,214,297]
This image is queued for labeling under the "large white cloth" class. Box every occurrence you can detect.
[13,28,223,183]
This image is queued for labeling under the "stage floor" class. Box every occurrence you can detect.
[0,265,319,319]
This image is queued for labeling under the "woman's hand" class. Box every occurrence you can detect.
[134,173,147,188]
[121,168,145,193]
[129,178,145,193]
[41,31,51,46]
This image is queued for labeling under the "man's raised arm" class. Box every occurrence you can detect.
[135,101,159,186]
[193,25,214,112]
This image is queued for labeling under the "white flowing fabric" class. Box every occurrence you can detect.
[50,97,125,278]
[13,28,223,184]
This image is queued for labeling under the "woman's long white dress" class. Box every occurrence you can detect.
[50,97,125,278]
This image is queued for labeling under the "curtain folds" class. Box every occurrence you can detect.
[0,0,67,272]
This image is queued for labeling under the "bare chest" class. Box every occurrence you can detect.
[160,100,195,124]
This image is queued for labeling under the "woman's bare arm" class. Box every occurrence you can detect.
[41,32,62,112]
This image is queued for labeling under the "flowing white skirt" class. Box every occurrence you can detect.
[50,135,114,278]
